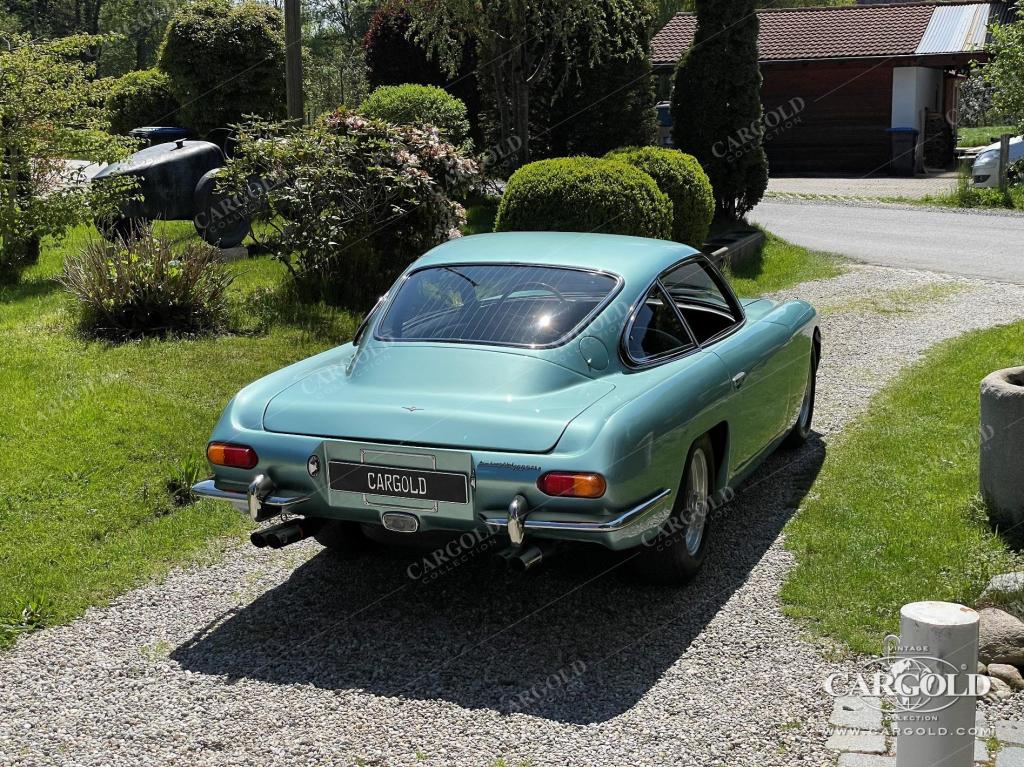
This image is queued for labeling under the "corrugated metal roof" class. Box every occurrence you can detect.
[916,3,990,53]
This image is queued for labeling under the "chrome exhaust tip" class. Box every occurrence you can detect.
[250,517,324,549]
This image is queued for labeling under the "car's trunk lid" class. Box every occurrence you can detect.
[262,344,614,453]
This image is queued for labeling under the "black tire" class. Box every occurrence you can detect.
[313,519,374,557]
[783,340,819,449]
[192,168,255,248]
[95,214,148,243]
[633,435,715,585]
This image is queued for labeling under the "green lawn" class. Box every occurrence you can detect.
[0,224,358,647]
[781,321,1024,654]
[958,125,1018,148]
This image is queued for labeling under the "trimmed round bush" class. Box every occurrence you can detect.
[494,157,672,240]
[605,146,714,247]
[359,84,471,148]
[158,0,285,135]
[105,69,181,135]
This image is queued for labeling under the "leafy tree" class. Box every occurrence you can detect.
[158,0,286,135]
[984,20,1024,136]
[95,0,177,77]
[408,0,609,168]
[542,0,657,158]
[0,34,134,280]
[671,0,767,220]
[301,0,375,117]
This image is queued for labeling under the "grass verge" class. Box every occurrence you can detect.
[725,231,845,295]
[0,224,358,647]
[781,321,1024,654]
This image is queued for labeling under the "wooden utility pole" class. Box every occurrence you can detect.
[284,0,304,122]
[999,133,1011,195]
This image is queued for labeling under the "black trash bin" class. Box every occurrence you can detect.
[128,126,190,148]
[887,127,919,176]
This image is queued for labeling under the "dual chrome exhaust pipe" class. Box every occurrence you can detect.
[250,517,324,549]
[494,541,557,572]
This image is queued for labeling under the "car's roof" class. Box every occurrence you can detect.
[414,232,701,284]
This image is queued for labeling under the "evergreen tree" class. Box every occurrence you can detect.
[670,0,767,220]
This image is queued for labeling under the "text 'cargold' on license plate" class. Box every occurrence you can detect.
[328,461,469,504]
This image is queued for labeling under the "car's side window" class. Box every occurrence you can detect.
[626,284,696,363]
[659,260,742,345]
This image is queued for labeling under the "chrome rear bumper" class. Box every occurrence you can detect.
[192,476,311,521]
[480,488,672,537]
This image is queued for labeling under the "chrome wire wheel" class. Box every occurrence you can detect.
[684,448,710,556]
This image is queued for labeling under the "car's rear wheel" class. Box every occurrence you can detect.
[783,341,819,448]
[313,519,374,557]
[633,435,714,585]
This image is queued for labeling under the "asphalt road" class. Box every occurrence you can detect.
[750,199,1024,284]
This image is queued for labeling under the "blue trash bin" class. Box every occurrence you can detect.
[886,127,919,176]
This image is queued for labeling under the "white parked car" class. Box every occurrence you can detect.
[971,135,1023,188]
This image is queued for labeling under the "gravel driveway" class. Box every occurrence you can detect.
[4,266,1024,767]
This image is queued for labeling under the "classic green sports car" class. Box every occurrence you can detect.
[194,232,819,583]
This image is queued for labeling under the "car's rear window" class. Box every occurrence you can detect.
[376,264,619,347]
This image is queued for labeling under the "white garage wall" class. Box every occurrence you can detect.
[892,66,944,171]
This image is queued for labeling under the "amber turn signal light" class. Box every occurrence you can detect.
[207,442,259,470]
[537,472,606,499]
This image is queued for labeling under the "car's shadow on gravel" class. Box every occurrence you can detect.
[172,438,825,724]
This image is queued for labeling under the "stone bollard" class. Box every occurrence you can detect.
[981,366,1024,537]
[895,602,981,767]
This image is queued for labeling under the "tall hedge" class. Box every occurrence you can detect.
[360,84,471,148]
[105,69,181,135]
[605,146,713,247]
[671,0,767,220]
[158,0,286,135]
[494,157,672,240]
[544,0,657,157]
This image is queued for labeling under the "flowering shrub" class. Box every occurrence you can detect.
[221,110,478,307]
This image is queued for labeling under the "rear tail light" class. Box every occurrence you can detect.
[537,472,606,499]
[207,442,259,470]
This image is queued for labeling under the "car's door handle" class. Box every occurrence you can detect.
[732,371,747,389]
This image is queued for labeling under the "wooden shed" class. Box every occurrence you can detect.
[651,2,1011,174]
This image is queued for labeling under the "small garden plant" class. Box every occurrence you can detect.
[60,233,232,340]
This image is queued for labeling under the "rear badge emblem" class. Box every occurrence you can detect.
[402,406,423,412]
[307,454,320,478]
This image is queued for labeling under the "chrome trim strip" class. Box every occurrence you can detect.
[481,488,672,534]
